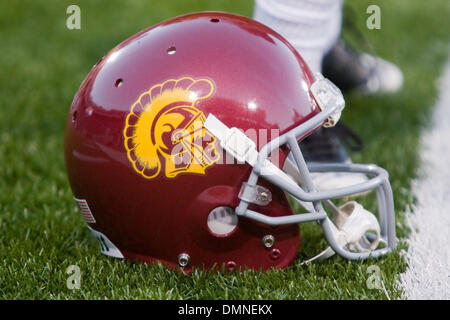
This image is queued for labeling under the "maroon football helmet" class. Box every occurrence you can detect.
[65,12,396,272]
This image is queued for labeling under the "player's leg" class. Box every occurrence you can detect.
[253,0,369,191]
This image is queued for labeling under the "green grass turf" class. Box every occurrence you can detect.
[0,0,449,299]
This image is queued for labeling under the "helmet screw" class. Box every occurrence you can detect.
[262,235,275,248]
[178,253,190,268]
[259,192,269,202]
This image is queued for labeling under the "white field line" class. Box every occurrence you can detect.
[398,61,450,299]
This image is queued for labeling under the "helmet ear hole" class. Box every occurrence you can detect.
[207,206,238,236]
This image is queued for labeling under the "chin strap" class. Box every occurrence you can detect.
[301,201,382,264]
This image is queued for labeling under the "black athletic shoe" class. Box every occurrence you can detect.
[299,122,363,163]
[297,122,367,191]
[322,40,403,94]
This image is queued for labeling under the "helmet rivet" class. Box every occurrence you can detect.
[226,261,237,271]
[262,235,275,248]
[270,248,281,260]
[178,253,190,267]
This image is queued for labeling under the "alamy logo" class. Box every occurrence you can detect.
[66,5,81,30]
[66,265,81,290]
[367,5,381,30]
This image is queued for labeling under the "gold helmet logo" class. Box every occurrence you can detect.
[124,77,220,179]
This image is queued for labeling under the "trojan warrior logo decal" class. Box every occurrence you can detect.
[124,77,220,179]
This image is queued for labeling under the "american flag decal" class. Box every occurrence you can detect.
[74,198,96,224]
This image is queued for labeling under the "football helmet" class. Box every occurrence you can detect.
[65,12,396,272]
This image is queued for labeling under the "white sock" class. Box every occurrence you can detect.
[253,0,343,73]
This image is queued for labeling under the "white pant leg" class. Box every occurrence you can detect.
[253,0,343,73]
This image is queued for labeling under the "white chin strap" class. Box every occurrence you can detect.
[302,201,381,264]
[204,113,382,264]
[283,157,383,262]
